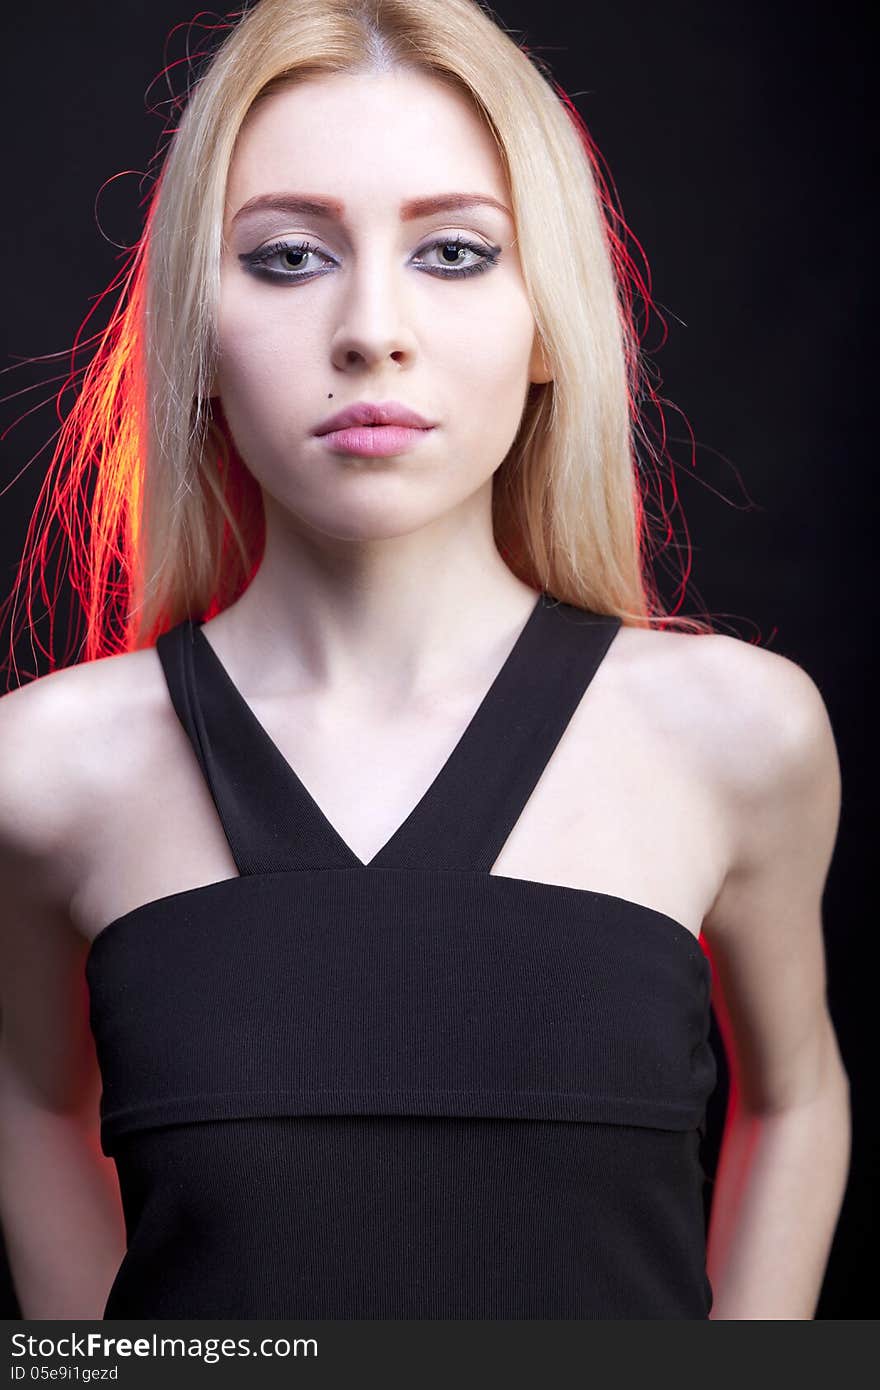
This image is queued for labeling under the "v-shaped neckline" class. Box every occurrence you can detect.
[190,591,549,870]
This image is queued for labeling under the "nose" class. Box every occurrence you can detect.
[328,254,418,372]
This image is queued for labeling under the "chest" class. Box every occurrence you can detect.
[69,640,729,948]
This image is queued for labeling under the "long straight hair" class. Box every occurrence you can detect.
[2,0,713,680]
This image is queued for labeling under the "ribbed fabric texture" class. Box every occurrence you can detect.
[85,591,717,1319]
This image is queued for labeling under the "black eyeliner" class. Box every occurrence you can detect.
[238,236,502,283]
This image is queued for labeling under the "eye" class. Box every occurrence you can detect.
[412,236,501,278]
[239,239,333,281]
[238,234,501,284]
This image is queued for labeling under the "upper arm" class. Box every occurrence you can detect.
[0,676,100,1129]
[699,637,847,1114]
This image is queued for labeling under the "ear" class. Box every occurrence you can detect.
[528,330,553,385]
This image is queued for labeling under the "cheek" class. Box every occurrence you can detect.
[447,306,536,435]
[212,313,293,477]
[215,278,322,401]
[433,277,535,374]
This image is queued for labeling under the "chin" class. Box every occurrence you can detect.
[290,491,464,543]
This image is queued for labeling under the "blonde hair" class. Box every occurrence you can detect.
[2,0,713,679]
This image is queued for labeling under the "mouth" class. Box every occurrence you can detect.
[315,423,436,458]
[313,399,436,435]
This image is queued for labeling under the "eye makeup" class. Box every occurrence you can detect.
[238,233,502,285]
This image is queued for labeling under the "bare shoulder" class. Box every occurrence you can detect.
[0,646,167,898]
[610,621,839,810]
[0,650,169,1130]
[607,621,841,947]
[610,624,847,1109]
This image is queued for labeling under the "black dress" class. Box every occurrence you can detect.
[86,591,717,1319]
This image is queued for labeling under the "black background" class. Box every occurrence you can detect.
[0,1,872,1319]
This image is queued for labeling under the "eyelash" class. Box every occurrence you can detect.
[239,234,501,283]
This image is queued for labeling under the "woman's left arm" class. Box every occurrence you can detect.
[699,642,851,1320]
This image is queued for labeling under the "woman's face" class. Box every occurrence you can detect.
[215,69,550,542]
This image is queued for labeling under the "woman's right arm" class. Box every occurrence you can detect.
[0,680,127,1320]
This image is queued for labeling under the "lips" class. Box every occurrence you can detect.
[313,400,435,435]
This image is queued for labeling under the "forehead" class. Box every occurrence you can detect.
[225,70,509,221]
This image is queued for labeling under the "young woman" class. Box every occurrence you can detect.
[0,0,850,1320]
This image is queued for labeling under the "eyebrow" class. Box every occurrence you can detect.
[230,191,513,227]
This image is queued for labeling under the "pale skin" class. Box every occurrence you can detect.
[0,71,850,1319]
